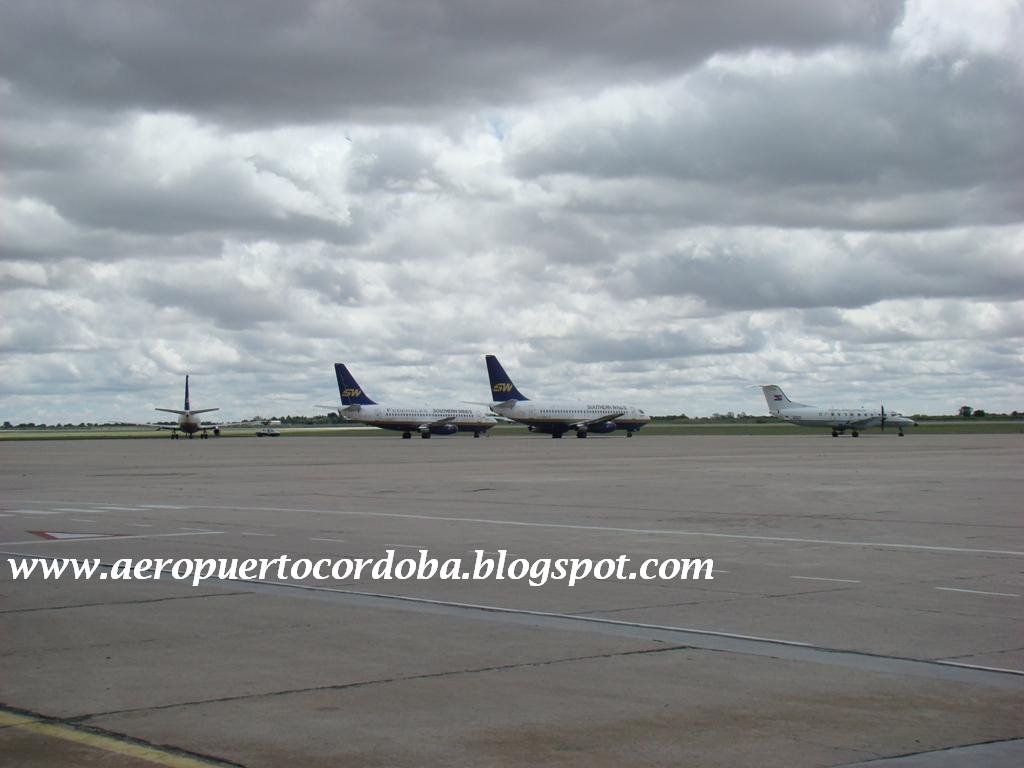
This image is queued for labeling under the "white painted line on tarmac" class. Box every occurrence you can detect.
[12,498,1024,557]
[391,544,426,549]
[125,523,153,527]
[0,514,13,517]
[0,531,225,546]
[69,518,98,523]
[240,532,275,537]
[310,537,346,543]
[9,509,62,515]
[53,508,104,513]
[179,527,214,532]
[935,587,1020,597]
[175,503,1024,557]
[138,504,190,509]
[791,576,861,583]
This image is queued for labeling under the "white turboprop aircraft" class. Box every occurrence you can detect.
[145,375,221,439]
[485,354,650,438]
[329,363,497,439]
[761,385,917,437]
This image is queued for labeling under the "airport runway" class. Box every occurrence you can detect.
[2,434,1022,766]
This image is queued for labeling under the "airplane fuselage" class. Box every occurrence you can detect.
[493,400,650,435]
[341,404,497,436]
[176,412,203,434]
[773,405,916,432]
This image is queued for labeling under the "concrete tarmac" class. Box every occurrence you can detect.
[1,434,1022,766]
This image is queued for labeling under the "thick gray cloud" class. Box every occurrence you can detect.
[1,0,1022,421]
[0,1,901,124]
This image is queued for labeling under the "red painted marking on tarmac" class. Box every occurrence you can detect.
[28,531,127,540]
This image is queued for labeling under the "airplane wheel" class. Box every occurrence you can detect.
[552,433,562,439]
[473,431,480,438]
[402,432,411,439]
[421,433,431,439]
[576,431,587,438]
[852,431,859,437]
[831,431,838,437]
[626,431,633,438]
[898,431,904,437]
[188,433,193,439]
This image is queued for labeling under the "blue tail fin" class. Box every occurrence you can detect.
[335,364,376,406]
[184,375,191,410]
[485,355,528,401]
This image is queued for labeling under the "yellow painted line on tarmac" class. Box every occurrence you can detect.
[0,708,233,767]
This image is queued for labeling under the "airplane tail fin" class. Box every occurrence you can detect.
[485,355,528,402]
[761,384,800,413]
[335,364,376,406]
[184,374,191,410]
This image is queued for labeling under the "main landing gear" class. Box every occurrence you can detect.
[576,430,587,438]
[402,431,412,439]
[852,430,859,437]
[421,432,431,439]
[832,430,838,437]
[551,432,563,439]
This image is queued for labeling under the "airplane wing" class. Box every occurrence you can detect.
[129,422,179,431]
[847,415,880,429]
[427,415,458,427]
[570,412,625,429]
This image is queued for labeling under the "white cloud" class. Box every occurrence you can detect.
[1,1,1022,421]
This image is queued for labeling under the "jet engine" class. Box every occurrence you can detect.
[587,421,617,434]
[429,424,459,436]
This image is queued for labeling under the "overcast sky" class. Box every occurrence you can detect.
[1,0,1022,422]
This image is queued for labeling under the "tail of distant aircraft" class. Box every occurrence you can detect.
[761,385,805,414]
[155,374,218,416]
[335,363,377,406]
[485,355,529,402]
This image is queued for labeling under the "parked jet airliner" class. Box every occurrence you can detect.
[761,385,917,437]
[332,363,497,439]
[485,355,650,438]
[146,375,221,439]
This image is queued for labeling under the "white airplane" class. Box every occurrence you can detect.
[330,363,498,439]
[146,375,222,439]
[761,385,917,437]
[485,354,650,438]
